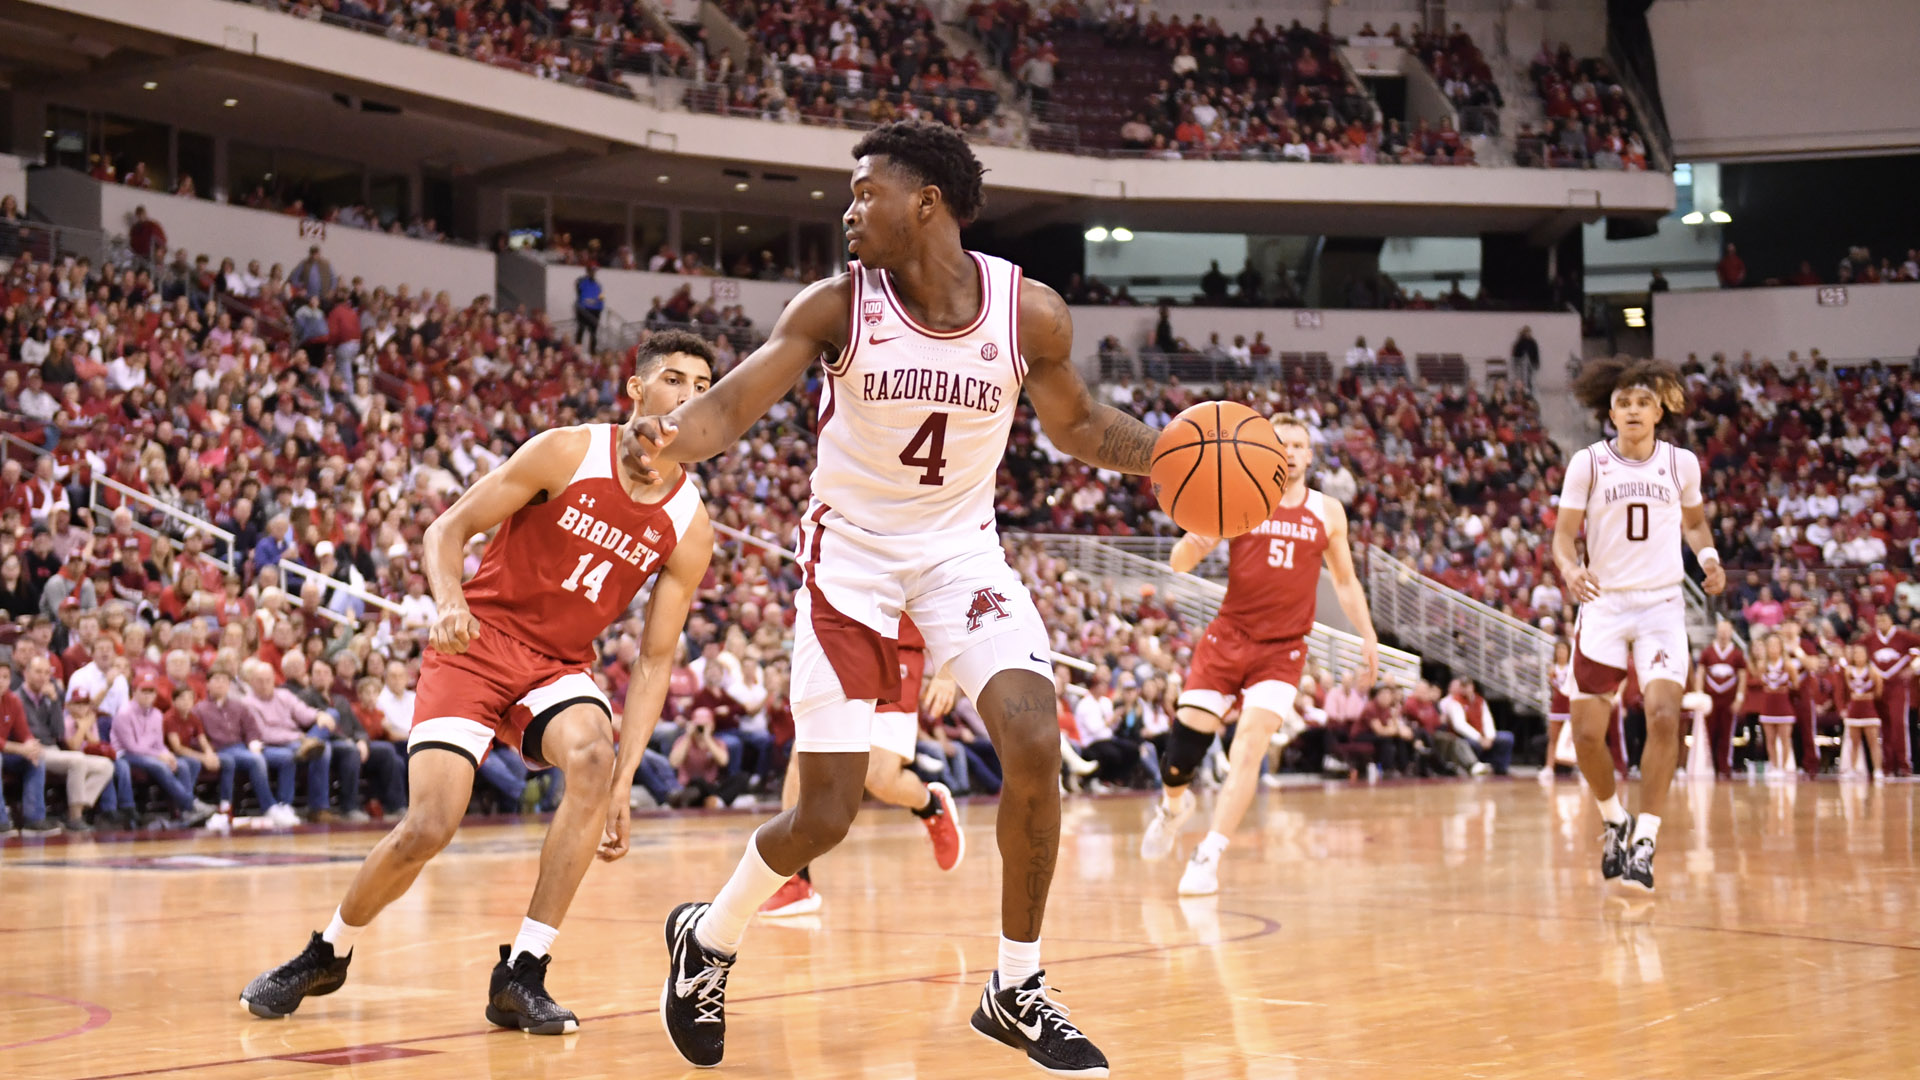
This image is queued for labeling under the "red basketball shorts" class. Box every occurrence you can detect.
[408,623,612,768]
[1178,620,1308,720]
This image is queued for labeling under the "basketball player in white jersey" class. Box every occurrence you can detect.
[1552,358,1724,892]
[626,121,1181,1076]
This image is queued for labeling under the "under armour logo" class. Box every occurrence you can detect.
[964,588,1012,632]
[580,495,596,508]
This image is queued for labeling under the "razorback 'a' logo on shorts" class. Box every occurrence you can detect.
[964,587,1012,632]
[1650,648,1672,672]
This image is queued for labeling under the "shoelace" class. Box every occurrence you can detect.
[677,951,732,1024]
[1013,982,1087,1042]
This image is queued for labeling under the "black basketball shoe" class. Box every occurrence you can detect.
[661,901,733,1068]
[1599,815,1635,882]
[1621,837,1657,893]
[240,932,352,1018]
[970,970,1110,1077]
[486,945,579,1035]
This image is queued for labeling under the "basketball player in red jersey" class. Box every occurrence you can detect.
[631,121,1178,1076]
[759,615,965,917]
[1869,610,1918,776]
[1692,619,1746,779]
[1139,415,1378,896]
[241,332,717,1034]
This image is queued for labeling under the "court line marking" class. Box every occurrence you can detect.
[0,990,113,1052]
[58,908,1281,1080]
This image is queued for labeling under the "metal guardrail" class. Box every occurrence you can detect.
[1020,533,1421,689]
[0,219,107,266]
[1362,544,1554,715]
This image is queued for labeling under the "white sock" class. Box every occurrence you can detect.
[322,907,364,956]
[998,935,1041,986]
[1632,814,1661,844]
[695,828,789,956]
[1197,831,1230,860]
[511,917,559,963]
[1596,794,1628,825]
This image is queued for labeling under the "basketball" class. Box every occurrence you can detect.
[1149,402,1288,538]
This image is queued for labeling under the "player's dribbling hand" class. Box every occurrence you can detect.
[597,799,632,862]
[1701,559,1726,596]
[1566,566,1601,604]
[620,416,678,484]
[429,605,481,655]
[1359,641,1380,689]
[923,672,958,717]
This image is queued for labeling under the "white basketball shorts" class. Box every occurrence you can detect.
[1570,585,1690,700]
[790,510,1050,754]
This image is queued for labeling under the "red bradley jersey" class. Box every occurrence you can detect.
[1214,489,1332,642]
[1699,641,1746,696]
[463,425,703,664]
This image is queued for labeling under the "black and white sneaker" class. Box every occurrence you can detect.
[1599,815,1634,882]
[661,901,733,1068]
[970,971,1109,1077]
[240,932,352,1018]
[1620,837,1656,893]
[486,945,579,1035]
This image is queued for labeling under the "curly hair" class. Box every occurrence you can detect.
[635,329,717,376]
[851,120,987,225]
[1571,356,1687,425]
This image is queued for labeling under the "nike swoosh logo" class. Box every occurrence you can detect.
[869,333,901,345]
[1015,1014,1043,1041]
[1030,653,1048,665]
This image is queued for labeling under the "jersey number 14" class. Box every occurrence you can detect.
[561,553,613,602]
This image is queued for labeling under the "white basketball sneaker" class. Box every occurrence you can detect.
[1177,846,1221,896]
[1139,788,1195,861]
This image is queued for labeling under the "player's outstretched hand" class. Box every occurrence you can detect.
[1566,565,1602,604]
[923,671,958,718]
[619,415,677,484]
[597,798,632,861]
[428,605,481,655]
[1701,559,1726,596]
[1359,641,1380,689]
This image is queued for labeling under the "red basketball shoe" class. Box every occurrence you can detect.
[922,782,965,872]
[758,874,822,918]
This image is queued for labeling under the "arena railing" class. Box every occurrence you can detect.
[1015,532,1421,688]
[1361,543,1554,715]
[87,475,402,625]
[0,219,107,267]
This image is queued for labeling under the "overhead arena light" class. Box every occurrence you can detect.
[1111,227,1134,242]
[1622,307,1645,318]
[1709,210,1732,224]
[1680,211,1704,225]
[142,81,158,90]
[1084,226,1109,242]
[223,98,239,107]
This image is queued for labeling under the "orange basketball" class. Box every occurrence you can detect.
[1149,401,1287,538]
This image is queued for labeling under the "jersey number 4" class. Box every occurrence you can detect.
[561,553,613,602]
[900,412,949,486]
[1268,538,1295,568]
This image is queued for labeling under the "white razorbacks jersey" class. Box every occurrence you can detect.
[1559,439,1702,593]
[813,252,1026,536]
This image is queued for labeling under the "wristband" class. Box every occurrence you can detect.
[1696,547,1719,565]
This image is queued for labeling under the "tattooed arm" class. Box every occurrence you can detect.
[1018,278,1161,474]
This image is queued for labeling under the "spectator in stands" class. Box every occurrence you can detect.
[240,657,336,822]
[9,653,108,829]
[1511,326,1540,393]
[1199,260,1229,304]
[162,685,221,803]
[575,264,605,352]
[668,706,747,808]
[290,245,334,297]
[1,671,62,834]
[284,653,369,823]
[194,668,290,824]
[1435,677,1511,775]
[111,674,215,825]
[1717,243,1746,289]
[128,205,167,263]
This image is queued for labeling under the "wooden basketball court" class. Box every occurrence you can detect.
[6,777,1919,1079]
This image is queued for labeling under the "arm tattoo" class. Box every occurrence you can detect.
[1092,409,1159,474]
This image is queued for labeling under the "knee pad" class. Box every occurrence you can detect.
[1161,719,1216,789]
